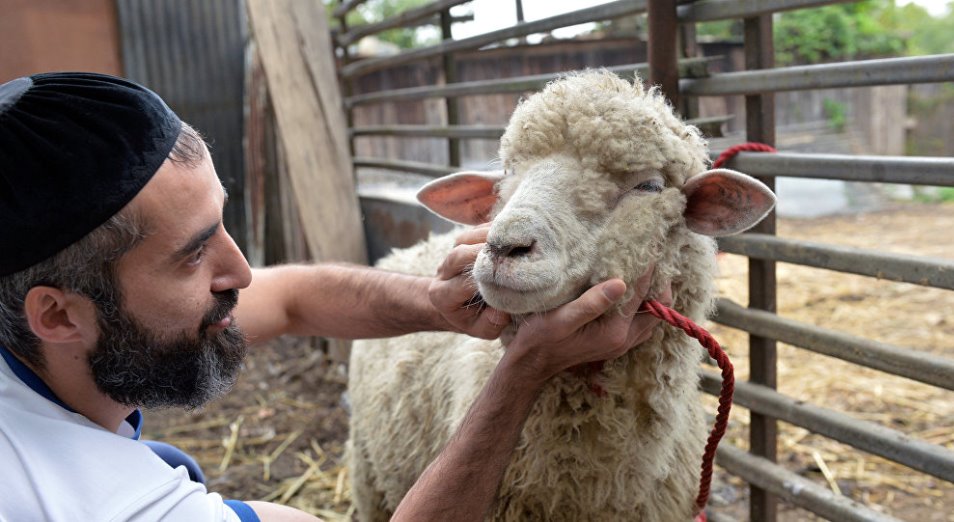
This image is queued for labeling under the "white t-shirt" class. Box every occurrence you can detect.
[0,346,257,522]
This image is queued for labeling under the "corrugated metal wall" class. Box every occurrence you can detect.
[117,0,249,252]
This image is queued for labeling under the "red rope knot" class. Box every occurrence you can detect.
[712,142,777,170]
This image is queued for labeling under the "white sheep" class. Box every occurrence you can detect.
[347,70,775,521]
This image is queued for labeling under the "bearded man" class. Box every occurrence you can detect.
[0,72,663,521]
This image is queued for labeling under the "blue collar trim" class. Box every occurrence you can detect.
[0,344,143,439]
[0,343,73,411]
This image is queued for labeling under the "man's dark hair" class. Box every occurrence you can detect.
[0,123,207,368]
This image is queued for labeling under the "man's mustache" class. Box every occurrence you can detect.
[199,289,239,333]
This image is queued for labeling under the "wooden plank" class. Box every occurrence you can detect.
[246,0,367,265]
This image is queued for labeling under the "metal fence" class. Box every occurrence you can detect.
[330,0,954,520]
[117,0,249,253]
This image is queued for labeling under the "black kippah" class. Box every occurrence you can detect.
[0,72,182,276]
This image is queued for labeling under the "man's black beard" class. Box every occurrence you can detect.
[87,289,247,410]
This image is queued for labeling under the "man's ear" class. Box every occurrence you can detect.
[416,170,504,225]
[23,287,98,345]
[682,168,776,237]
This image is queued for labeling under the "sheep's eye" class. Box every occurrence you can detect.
[634,180,664,193]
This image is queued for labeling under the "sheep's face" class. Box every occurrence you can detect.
[417,71,776,315]
[469,153,686,314]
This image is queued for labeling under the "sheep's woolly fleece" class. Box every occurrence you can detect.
[348,70,722,521]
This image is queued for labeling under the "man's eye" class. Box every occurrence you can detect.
[187,246,206,265]
[634,181,663,193]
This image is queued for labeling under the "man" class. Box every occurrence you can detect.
[0,72,664,521]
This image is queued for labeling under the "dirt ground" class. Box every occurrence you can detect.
[142,201,954,521]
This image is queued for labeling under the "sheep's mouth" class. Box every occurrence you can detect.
[476,279,585,315]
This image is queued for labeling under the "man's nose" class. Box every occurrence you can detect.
[212,232,252,292]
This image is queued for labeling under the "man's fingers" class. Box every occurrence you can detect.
[657,282,674,307]
[552,279,625,333]
[619,291,643,317]
[454,223,492,246]
[632,264,656,300]
[470,308,511,339]
[483,307,511,327]
[627,312,662,347]
[430,277,479,311]
[436,243,483,280]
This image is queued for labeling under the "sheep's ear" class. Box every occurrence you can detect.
[416,170,504,225]
[682,168,776,237]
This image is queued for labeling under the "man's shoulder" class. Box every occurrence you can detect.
[0,400,241,521]
[0,403,164,517]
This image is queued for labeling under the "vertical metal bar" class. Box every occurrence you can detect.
[647,0,679,106]
[678,17,700,120]
[744,13,778,522]
[337,9,357,160]
[440,9,461,167]
[515,0,526,45]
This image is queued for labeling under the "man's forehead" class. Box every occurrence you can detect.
[129,155,226,236]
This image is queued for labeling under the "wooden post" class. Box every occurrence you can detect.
[440,9,461,167]
[744,13,778,522]
[247,0,368,363]
[647,0,679,107]
[246,0,367,265]
[337,7,358,160]
[678,23,700,120]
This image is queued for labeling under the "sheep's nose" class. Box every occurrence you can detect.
[488,240,536,262]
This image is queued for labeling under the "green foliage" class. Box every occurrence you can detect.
[774,0,908,65]
[822,99,847,132]
[912,186,954,203]
[325,0,441,49]
[696,20,743,42]
[896,2,954,55]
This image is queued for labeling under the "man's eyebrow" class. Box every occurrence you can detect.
[172,222,219,261]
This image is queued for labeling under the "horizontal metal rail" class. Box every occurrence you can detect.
[345,57,715,107]
[700,371,954,483]
[704,511,735,522]
[340,0,648,78]
[351,115,732,140]
[679,0,855,22]
[713,298,954,392]
[333,0,370,18]
[339,0,858,71]
[715,444,903,521]
[353,157,457,177]
[716,234,954,290]
[683,54,954,95]
[351,125,502,139]
[337,0,472,46]
[712,151,954,187]
[356,151,954,187]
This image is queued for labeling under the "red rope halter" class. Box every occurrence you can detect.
[640,300,733,515]
[651,142,776,517]
[578,143,776,519]
[712,142,777,169]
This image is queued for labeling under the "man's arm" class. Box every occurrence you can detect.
[235,225,509,345]
[244,501,322,521]
[236,264,443,345]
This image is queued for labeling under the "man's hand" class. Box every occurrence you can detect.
[504,268,672,384]
[393,263,672,522]
[429,224,511,339]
